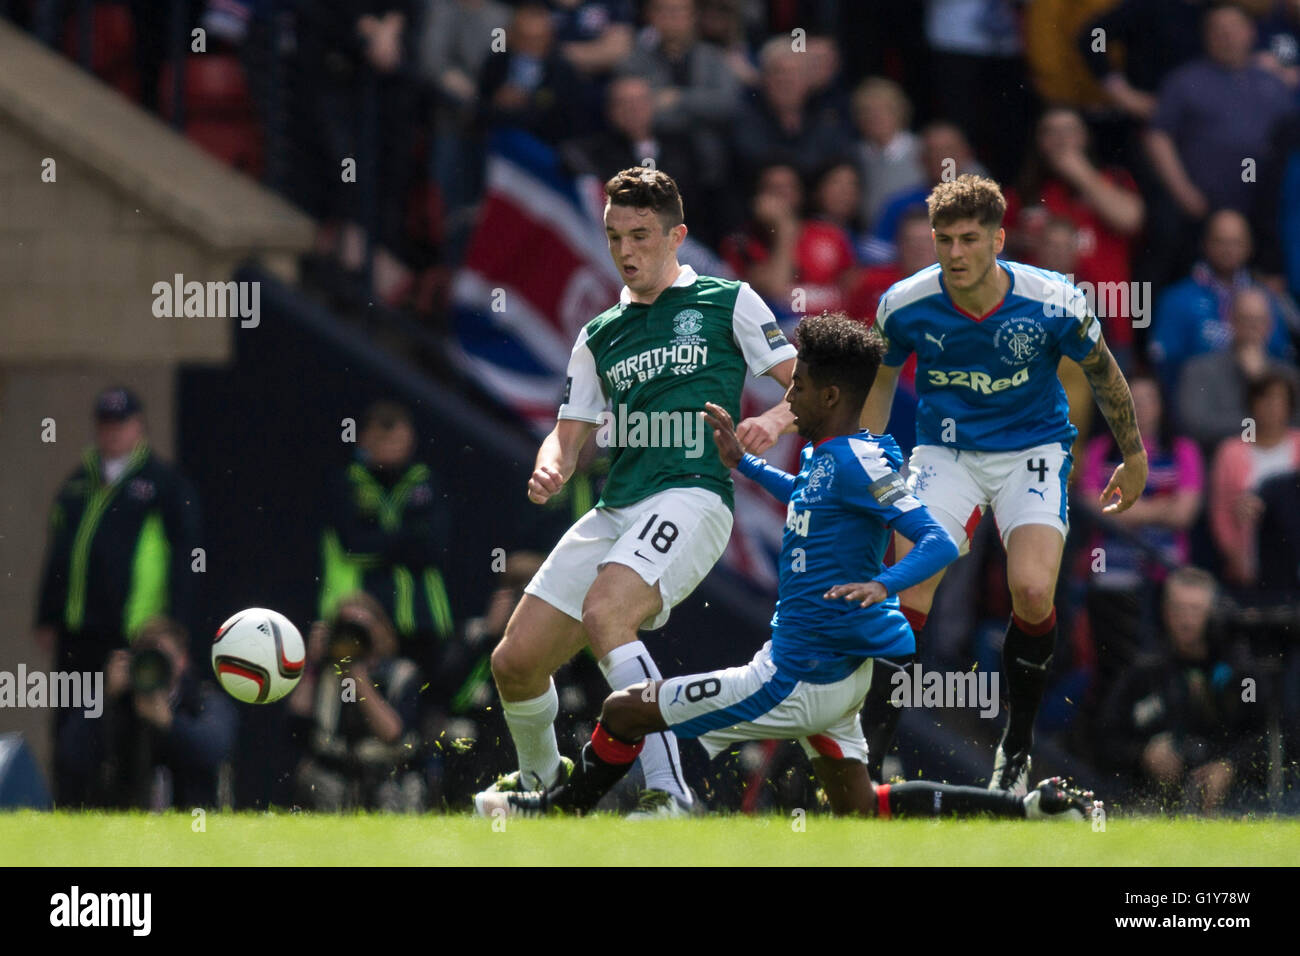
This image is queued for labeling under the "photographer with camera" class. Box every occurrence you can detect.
[34,387,203,803]
[289,592,424,811]
[1094,567,1268,814]
[318,401,454,684]
[420,550,610,807]
[55,616,237,809]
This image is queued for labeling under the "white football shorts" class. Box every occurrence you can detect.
[524,485,733,631]
[657,641,875,765]
[905,442,1073,554]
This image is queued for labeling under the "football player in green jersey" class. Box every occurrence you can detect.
[475,168,797,815]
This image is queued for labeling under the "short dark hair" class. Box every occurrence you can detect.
[927,174,1007,229]
[895,205,933,240]
[1247,369,1297,416]
[605,167,684,230]
[793,312,886,404]
[362,400,413,432]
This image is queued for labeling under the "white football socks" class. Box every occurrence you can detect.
[501,679,562,789]
[598,641,692,807]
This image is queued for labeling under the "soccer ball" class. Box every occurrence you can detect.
[211,608,306,704]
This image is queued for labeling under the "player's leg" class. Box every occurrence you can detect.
[544,680,670,814]
[583,487,733,810]
[891,529,949,619]
[804,692,1095,821]
[872,775,1091,820]
[809,756,877,814]
[551,699,1096,821]
[543,643,794,815]
[891,444,987,622]
[861,445,983,781]
[992,522,1065,786]
[860,653,913,782]
[806,756,1032,819]
[487,508,615,791]
[489,595,588,790]
[579,564,691,807]
[986,442,1071,792]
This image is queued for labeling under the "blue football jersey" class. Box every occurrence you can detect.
[765,432,945,683]
[877,260,1102,452]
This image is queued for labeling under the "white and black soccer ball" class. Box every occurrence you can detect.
[212,608,305,704]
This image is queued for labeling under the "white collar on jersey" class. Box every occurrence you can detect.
[619,264,698,305]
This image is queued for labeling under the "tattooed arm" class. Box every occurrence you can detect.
[1078,335,1148,513]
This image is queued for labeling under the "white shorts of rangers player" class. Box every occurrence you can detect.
[657,641,875,764]
[524,486,733,631]
[905,441,1073,555]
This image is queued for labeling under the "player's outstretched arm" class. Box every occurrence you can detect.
[703,402,796,501]
[860,362,901,435]
[736,357,796,455]
[825,507,958,606]
[1077,336,1148,513]
[528,419,597,504]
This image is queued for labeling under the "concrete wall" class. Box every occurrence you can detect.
[0,364,176,774]
[0,21,313,788]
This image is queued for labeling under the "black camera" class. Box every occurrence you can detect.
[326,618,373,663]
[129,647,174,694]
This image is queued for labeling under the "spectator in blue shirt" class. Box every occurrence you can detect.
[861,121,986,265]
[1150,210,1296,402]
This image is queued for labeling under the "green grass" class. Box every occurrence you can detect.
[1,811,1298,866]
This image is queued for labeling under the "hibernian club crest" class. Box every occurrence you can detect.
[672,309,704,339]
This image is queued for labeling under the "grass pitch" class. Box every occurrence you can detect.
[1,811,1297,866]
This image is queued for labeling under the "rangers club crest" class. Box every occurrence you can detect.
[911,463,936,493]
[992,317,1047,367]
[802,454,836,503]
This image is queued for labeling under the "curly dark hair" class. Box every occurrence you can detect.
[927,173,1006,229]
[793,311,887,403]
[605,167,685,230]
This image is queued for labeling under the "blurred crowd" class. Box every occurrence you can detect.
[35,389,610,812]
[18,0,1300,813]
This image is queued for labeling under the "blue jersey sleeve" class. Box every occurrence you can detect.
[877,288,913,367]
[1051,281,1103,363]
[738,453,796,502]
[837,435,919,519]
[874,508,959,596]
[834,435,957,592]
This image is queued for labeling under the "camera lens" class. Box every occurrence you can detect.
[130,648,173,694]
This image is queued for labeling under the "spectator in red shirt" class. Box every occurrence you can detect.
[1006,107,1145,356]
[842,206,936,457]
[1209,370,1300,588]
[720,164,856,317]
[846,206,935,390]
[809,160,866,254]
[1032,216,1102,459]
